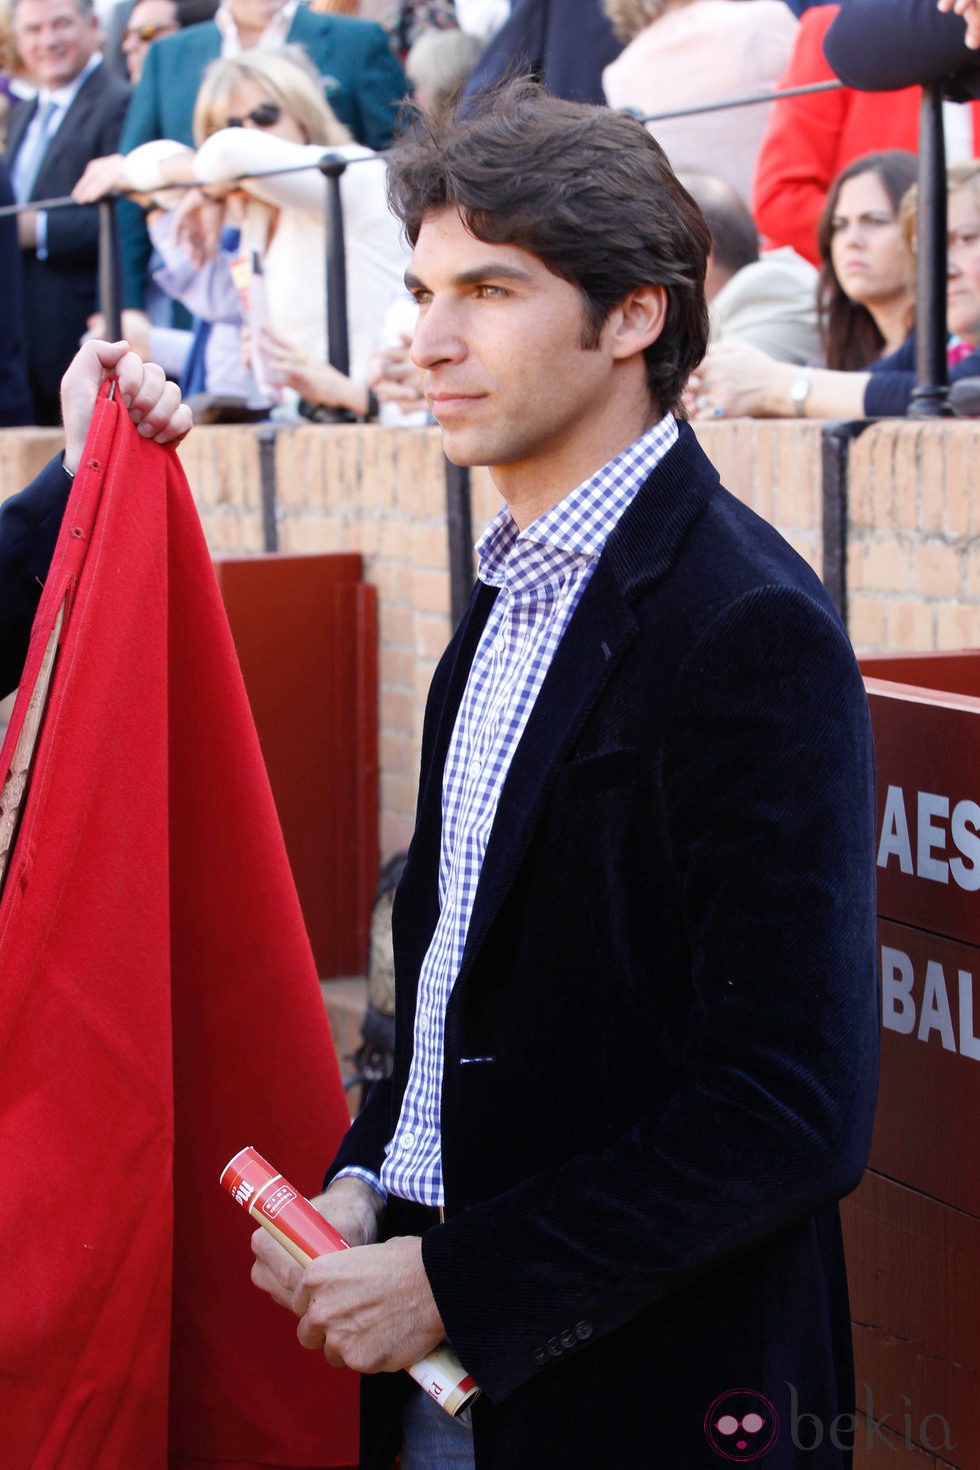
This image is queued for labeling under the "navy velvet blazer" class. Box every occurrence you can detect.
[330,424,880,1468]
[0,458,69,698]
[463,0,621,106]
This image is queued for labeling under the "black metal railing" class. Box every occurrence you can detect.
[0,73,966,619]
[0,74,955,421]
[0,148,370,391]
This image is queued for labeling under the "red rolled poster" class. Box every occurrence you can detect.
[221,1146,480,1418]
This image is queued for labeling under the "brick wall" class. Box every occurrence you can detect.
[693,418,824,576]
[5,415,980,860]
[272,425,499,855]
[846,418,980,654]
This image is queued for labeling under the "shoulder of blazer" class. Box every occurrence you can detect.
[70,61,131,113]
[288,5,381,55]
[157,19,222,73]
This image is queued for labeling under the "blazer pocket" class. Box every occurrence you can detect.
[557,747,637,798]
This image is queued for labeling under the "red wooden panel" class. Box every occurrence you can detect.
[865,676,980,948]
[848,659,980,1470]
[874,920,980,1215]
[841,1172,980,1469]
[213,554,378,978]
[862,650,980,700]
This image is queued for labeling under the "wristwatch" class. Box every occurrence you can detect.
[789,367,813,417]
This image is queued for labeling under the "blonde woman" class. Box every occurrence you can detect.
[76,48,409,413]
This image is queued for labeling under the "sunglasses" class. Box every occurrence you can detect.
[226,101,282,129]
[123,21,176,41]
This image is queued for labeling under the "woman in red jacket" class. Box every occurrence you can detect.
[752,3,980,267]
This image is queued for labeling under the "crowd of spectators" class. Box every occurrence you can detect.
[1,0,980,429]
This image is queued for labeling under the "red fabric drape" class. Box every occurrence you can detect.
[0,390,359,1468]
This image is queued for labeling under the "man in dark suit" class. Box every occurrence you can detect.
[0,337,192,697]
[250,82,879,1469]
[6,0,130,424]
[115,0,406,321]
[463,0,621,104]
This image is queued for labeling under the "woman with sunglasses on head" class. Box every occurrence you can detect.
[79,47,409,418]
[691,150,980,420]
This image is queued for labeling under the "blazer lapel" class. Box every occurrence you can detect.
[34,68,100,195]
[289,7,334,71]
[455,556,637,979]
[454,425,717,981]
[4,98,34,168]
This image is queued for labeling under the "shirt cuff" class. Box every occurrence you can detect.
[35,210,48,259]
[331,1165,388,1204]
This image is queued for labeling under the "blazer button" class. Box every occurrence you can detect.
[560,1329,576,1350]
[575,1321,593,1341]
[547,1336,563,1357]
[532,1347,548,1366]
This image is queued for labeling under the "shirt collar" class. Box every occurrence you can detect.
[215,0,297,54]
[477,413,678,587]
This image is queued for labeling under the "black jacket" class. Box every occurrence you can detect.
[329,425,880,1468]
[825,0,980,99]
[0,457,69,697]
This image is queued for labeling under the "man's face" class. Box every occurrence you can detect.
[121,0,177,83]
[13,0,98,90]
[407,207,642,523]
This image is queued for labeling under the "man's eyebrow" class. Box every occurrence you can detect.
[404,262,536,291]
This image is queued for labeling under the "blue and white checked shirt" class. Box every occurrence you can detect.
[363,416,678,1208]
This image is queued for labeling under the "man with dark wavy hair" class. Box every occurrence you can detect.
[251,81,879,1470]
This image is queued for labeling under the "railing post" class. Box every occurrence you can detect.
[318,152,350,372]
[909,82,951,418]
[444,459,474,627]
[820,420,874,630]
[98,196,122,343]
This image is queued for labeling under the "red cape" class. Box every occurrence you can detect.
[0,390,359,1468]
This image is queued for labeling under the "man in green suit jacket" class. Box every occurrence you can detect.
[117,0,406,312]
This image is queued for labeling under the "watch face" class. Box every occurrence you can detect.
[790,371,811,410]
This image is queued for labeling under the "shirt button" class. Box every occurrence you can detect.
[401,1131,415,1149]
[469,756,482,778]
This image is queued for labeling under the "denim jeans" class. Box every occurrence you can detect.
[400,1384,476,1470]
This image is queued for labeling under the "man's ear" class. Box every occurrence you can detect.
[608,285,668,359]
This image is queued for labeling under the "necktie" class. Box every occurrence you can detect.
[12,98,57,205]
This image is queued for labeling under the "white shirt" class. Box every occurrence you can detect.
[377,416,680,1207]
[214,0,297,55]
